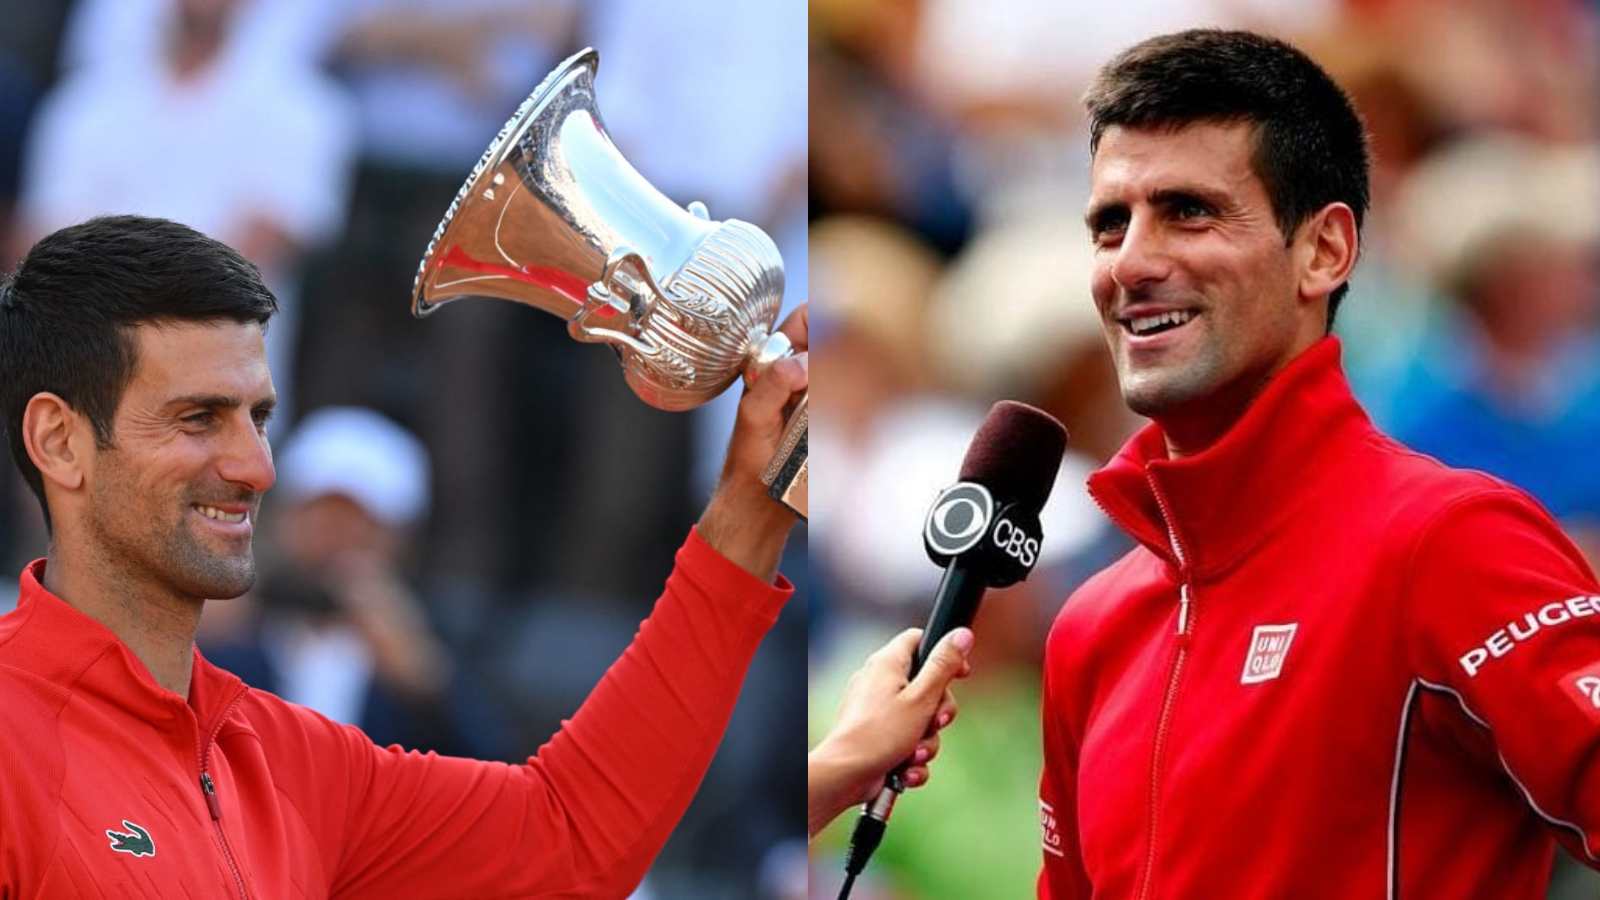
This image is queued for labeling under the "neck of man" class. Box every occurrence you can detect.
[1158,369,1267,458]
[1157,327,1326,460]
[41,539,204,699]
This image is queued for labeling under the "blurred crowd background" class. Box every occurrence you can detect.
[807,0,1600,898]
[0,0,806,897]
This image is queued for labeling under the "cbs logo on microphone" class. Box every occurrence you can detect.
[923,482,1043,586]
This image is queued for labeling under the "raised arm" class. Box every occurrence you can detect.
[292,308,809,897]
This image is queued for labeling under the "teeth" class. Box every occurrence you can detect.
[1128,309,1195,336]
[196,505,246,524]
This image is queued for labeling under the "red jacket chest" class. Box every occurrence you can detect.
[0,676,317,900]
[1063,519,1415,895]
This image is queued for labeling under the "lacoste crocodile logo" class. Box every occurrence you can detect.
[106,820,155,858]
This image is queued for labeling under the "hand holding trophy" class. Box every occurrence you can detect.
[410,48,807,524]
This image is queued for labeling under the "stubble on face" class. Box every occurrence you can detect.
[86,444,259,603]
[1114,323,1230,419]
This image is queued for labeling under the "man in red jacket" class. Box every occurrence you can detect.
[1040,29,1600,899]
[0,214,806,897]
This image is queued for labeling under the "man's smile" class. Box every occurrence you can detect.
[190,502,253,538]
[1119,308,1198,337]
[1114,305,1204,354]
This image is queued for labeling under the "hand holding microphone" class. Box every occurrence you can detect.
[837,400,1067,897]
[808,626,974,838]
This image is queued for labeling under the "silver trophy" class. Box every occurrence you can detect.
[411,48,806,518]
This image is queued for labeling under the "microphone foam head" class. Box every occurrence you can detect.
[958,401,1069,512]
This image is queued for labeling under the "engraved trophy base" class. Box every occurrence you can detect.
[761,395,808,520]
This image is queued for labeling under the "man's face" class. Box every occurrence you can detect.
[1086,121,1309,423]
[85,321,276,602]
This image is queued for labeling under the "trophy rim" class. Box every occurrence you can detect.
[411,47,602,319]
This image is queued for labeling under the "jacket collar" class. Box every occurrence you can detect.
[1087,336,1374,579]
[0,559,247,739]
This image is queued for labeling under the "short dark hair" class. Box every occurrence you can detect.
[0,215,277,530]
[1084,29,1370,327]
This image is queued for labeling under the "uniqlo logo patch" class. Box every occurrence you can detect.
[1241,623,1298,684]
[1560,661,1600,720]
[1040,799,1064,857]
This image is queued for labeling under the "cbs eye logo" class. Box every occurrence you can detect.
[924,483,994,557]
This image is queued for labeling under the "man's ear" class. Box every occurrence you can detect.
[23,392,91,493]
[1296,202,1358,305]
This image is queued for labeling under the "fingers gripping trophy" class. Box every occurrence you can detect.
[410,48,807,518]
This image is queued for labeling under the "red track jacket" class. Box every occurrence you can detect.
[0,529,790,899]
[1039,338,1600,899]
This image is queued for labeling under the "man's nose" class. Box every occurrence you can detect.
[217,417,276,495]
[1109,215,1172,291]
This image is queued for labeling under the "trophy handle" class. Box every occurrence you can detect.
[568,246,666,358]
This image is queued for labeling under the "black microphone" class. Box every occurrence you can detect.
[838,401,1068,898]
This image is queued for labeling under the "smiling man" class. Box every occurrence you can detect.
[0,215,806,897]
[1039,30,1600,899]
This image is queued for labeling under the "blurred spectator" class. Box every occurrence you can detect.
[0,0,72,86]
[18,0,357,432]
[1383,136,1600,565]
[809,39,972,256]
[328,0,579,171]
[0,54,37,259]
[808,216,945,611]
[0,9,44,580]
[808,217,941,482]
[198,407,491,756]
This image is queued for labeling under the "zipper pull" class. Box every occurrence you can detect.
[200,772,223,821]
[1176,582,1192,638]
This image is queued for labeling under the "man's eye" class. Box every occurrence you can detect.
[1090,218,1127,244]
[1174,200,1210,220]
[183,412,216,427]
[252,409,273,429]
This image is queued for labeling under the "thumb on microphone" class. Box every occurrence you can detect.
[904,627,974,707]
